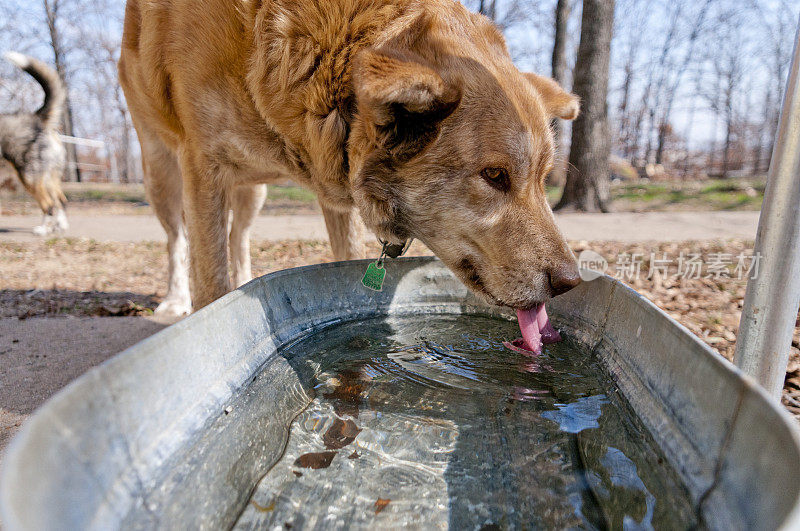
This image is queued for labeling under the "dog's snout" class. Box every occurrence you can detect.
[547,263,581,296]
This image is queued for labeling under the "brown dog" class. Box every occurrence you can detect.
[119,0,581,316]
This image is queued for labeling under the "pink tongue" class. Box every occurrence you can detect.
[504,304,562,355]
[534,305,562,344]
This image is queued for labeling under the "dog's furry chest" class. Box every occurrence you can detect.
[242,0,416,205]
[195,90,352,206]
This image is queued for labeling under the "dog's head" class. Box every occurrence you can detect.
[349,9,581,309]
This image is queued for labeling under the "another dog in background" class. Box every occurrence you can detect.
[0,52,68,235]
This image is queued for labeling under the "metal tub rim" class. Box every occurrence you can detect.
[2,257,799,530]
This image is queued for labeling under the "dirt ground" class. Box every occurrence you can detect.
[0,316,168,450]
[2,236,798,444]
[0,211,760,244]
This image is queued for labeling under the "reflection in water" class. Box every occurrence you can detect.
[235,315,697,530]
[541,394,607,433]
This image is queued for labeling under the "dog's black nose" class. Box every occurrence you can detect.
[548,263,581,296]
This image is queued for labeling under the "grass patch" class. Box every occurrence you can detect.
[266,184,317,203]
[546,185,560,204]
[61,183,319,204]
[610,177,764,211]
[613,184,673,202]
[66,189,147,204]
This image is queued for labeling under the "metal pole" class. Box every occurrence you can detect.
[734,21,800,401]
[108,145,119,183]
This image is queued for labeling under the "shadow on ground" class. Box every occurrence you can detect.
[1,289,158,319]
[0,290,170,452]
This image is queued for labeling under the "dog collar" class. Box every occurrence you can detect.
[380,238,412,259]
[361,238,413,291]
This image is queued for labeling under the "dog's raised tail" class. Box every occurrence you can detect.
[4,51,66,129]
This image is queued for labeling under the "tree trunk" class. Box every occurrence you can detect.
[44,0,81,182]
[655,121,668,165]
[751,89,772,175]
[549,0,571,186]
[681,78,699,180]
[555,0,615,212]
[61,104,80,182]
[617,60,633,156]
[119,106,131,183]
[721,68,735,179]
[751,135,763,176]
[644,107,656,164]
[766,87,782,173]
[478,0,497,21]
[722,107,732,179]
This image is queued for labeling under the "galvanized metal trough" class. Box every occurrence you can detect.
[2,257,800,530]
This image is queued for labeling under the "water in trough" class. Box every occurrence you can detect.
[234,314,698,529]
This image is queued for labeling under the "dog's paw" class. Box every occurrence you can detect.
[154,297,192,317]
[55,211,69,232]
[32,224,53,236]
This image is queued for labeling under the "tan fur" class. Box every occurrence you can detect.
[523,73,580,120]
[23,170,60,212]
[1,54,69,236]
[120,0,581,311]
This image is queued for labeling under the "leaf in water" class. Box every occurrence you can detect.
[323,370,364,417]
[374,498,391,514]
[323,418,362,449]
[294,451,337,469]
[251,499,276,513]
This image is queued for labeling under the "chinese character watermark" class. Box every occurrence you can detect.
[575,250,763,281]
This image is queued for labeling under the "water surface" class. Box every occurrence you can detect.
[235,315,697,529]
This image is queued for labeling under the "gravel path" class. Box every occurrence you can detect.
[0,210,760,243]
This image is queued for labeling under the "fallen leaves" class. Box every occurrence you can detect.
[571,239,800,417]
[293,451,337,469]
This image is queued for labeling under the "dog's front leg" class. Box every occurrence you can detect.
[321,204,366,261]
[230,184,267,288]
[181,154,232,310]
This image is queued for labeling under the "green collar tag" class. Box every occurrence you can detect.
[361,239,412,292]
[361,260,386,291]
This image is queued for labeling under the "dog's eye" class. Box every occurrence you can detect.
[480,167,510,192]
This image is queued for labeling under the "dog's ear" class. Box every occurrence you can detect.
[354,48,461,162]
[523,73,579,121]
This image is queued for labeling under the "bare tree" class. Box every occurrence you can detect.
[654,0,712,165]
[749,0,796,174]
[43,0,81,182]
[556,0,615,212]
[549,0,572,185]
[700,5,746,178]
[618,2,683,167]
[80,0,134,182]
[478,0,497,21]
[466,0,531,31]
[720,55,742,178]
[0,4,42,111]
[612,0,649,163]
